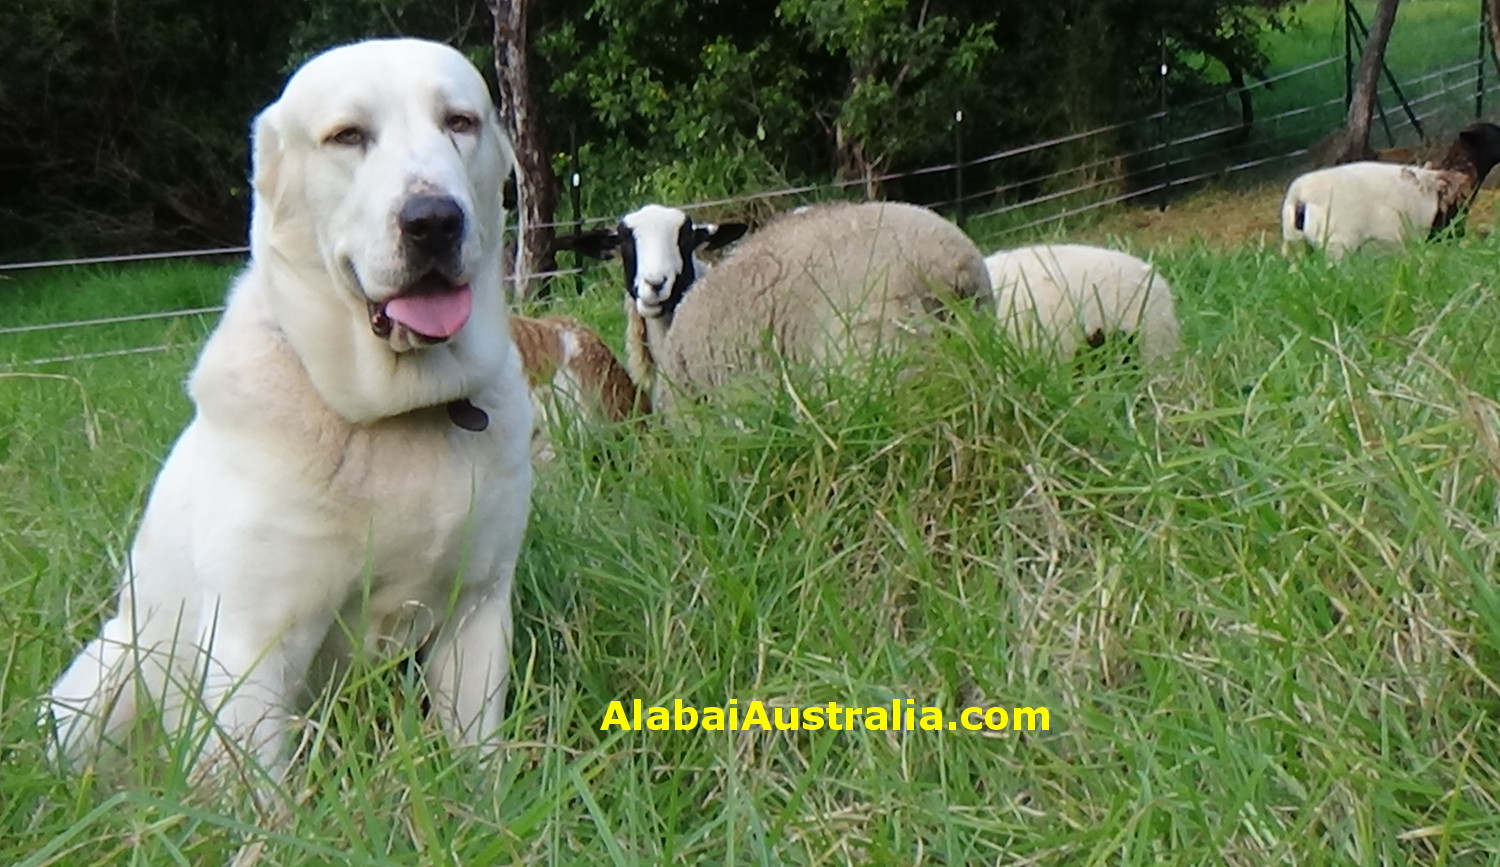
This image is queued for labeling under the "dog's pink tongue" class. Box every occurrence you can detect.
[384,284,473,339]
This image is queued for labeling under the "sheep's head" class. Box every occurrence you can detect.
[1445,121,1500,183]
[554,204,747,323]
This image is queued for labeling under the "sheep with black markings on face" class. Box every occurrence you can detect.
[553,203,749,398]
[568,200,992,410]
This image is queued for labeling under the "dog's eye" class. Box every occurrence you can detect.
[446,114,477,135]
[328,127,367,147]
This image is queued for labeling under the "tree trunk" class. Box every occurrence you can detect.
[834,120,881,200]
[1487,0,1500,81]
[1329,0,1400,164]
[1225,63,1254,146]
[488,0,558,301]
[833,66,884,200]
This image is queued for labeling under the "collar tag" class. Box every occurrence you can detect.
[447,399,489,432]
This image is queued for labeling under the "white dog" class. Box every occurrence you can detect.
[45,38,534,781]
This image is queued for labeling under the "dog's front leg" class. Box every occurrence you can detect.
[424,577,514,757]
[191,599,334,784]
[45,611,148,768]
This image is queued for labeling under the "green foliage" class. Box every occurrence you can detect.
[536,0,820,164]
[283,0,493,72]
[0,0,296,254]
[0,0,1300,257]
[777,0,996,182]
[537,0,1300,210]
[0,0,488,259]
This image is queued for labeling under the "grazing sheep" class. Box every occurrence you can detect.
[644,201,992,405]
[1280,121,1500,259]
[509,314,648,460]
[984,244,1180,365]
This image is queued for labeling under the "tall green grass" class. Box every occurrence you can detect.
[6,232,1500,862]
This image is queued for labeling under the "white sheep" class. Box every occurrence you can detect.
[984,244,1180,365]
[1280,121,1500,259]
[645,201,992,405]
[508,314,649,461]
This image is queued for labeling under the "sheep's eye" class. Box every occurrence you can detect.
[328,127,367,147]
[446,113,477,135]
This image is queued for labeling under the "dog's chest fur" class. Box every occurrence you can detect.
[334,403,521,576]
[322,407,526,650]
[189,287,532,650]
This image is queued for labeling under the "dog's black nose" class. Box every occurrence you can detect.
[399,195,465,259]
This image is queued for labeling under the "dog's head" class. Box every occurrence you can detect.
[250,39,514,354]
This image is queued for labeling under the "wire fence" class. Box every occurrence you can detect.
[0,306,225,337]
[5,19,1497,370]
[1,48,1479,272]
[5,343,194,368]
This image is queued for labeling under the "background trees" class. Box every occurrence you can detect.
[1329,0,1401,163]
[0,0,1299,258]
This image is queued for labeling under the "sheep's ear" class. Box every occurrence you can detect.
[696,222,748,251]
[553,228,621,260]
[250,103,284,203]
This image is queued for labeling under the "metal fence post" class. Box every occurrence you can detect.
[1158,32,1170,212]
[954,107,966,230]
[1480,0,1489,119]
[569,123,583,294]
[1344,0,1355,110]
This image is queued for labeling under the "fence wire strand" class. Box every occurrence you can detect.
[5,343,191,368]
[0,306,225,337]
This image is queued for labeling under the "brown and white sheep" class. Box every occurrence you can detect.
[509,314,649,460]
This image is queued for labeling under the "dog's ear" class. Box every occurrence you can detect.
[553,228,622,260]
[696,222,748,252]
[251,104,284,203]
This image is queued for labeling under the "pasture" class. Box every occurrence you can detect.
[6,1,1500,861]
[7,205,1500,863]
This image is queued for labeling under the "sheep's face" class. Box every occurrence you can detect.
[620,205,698,319]
[554,204,747,321]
